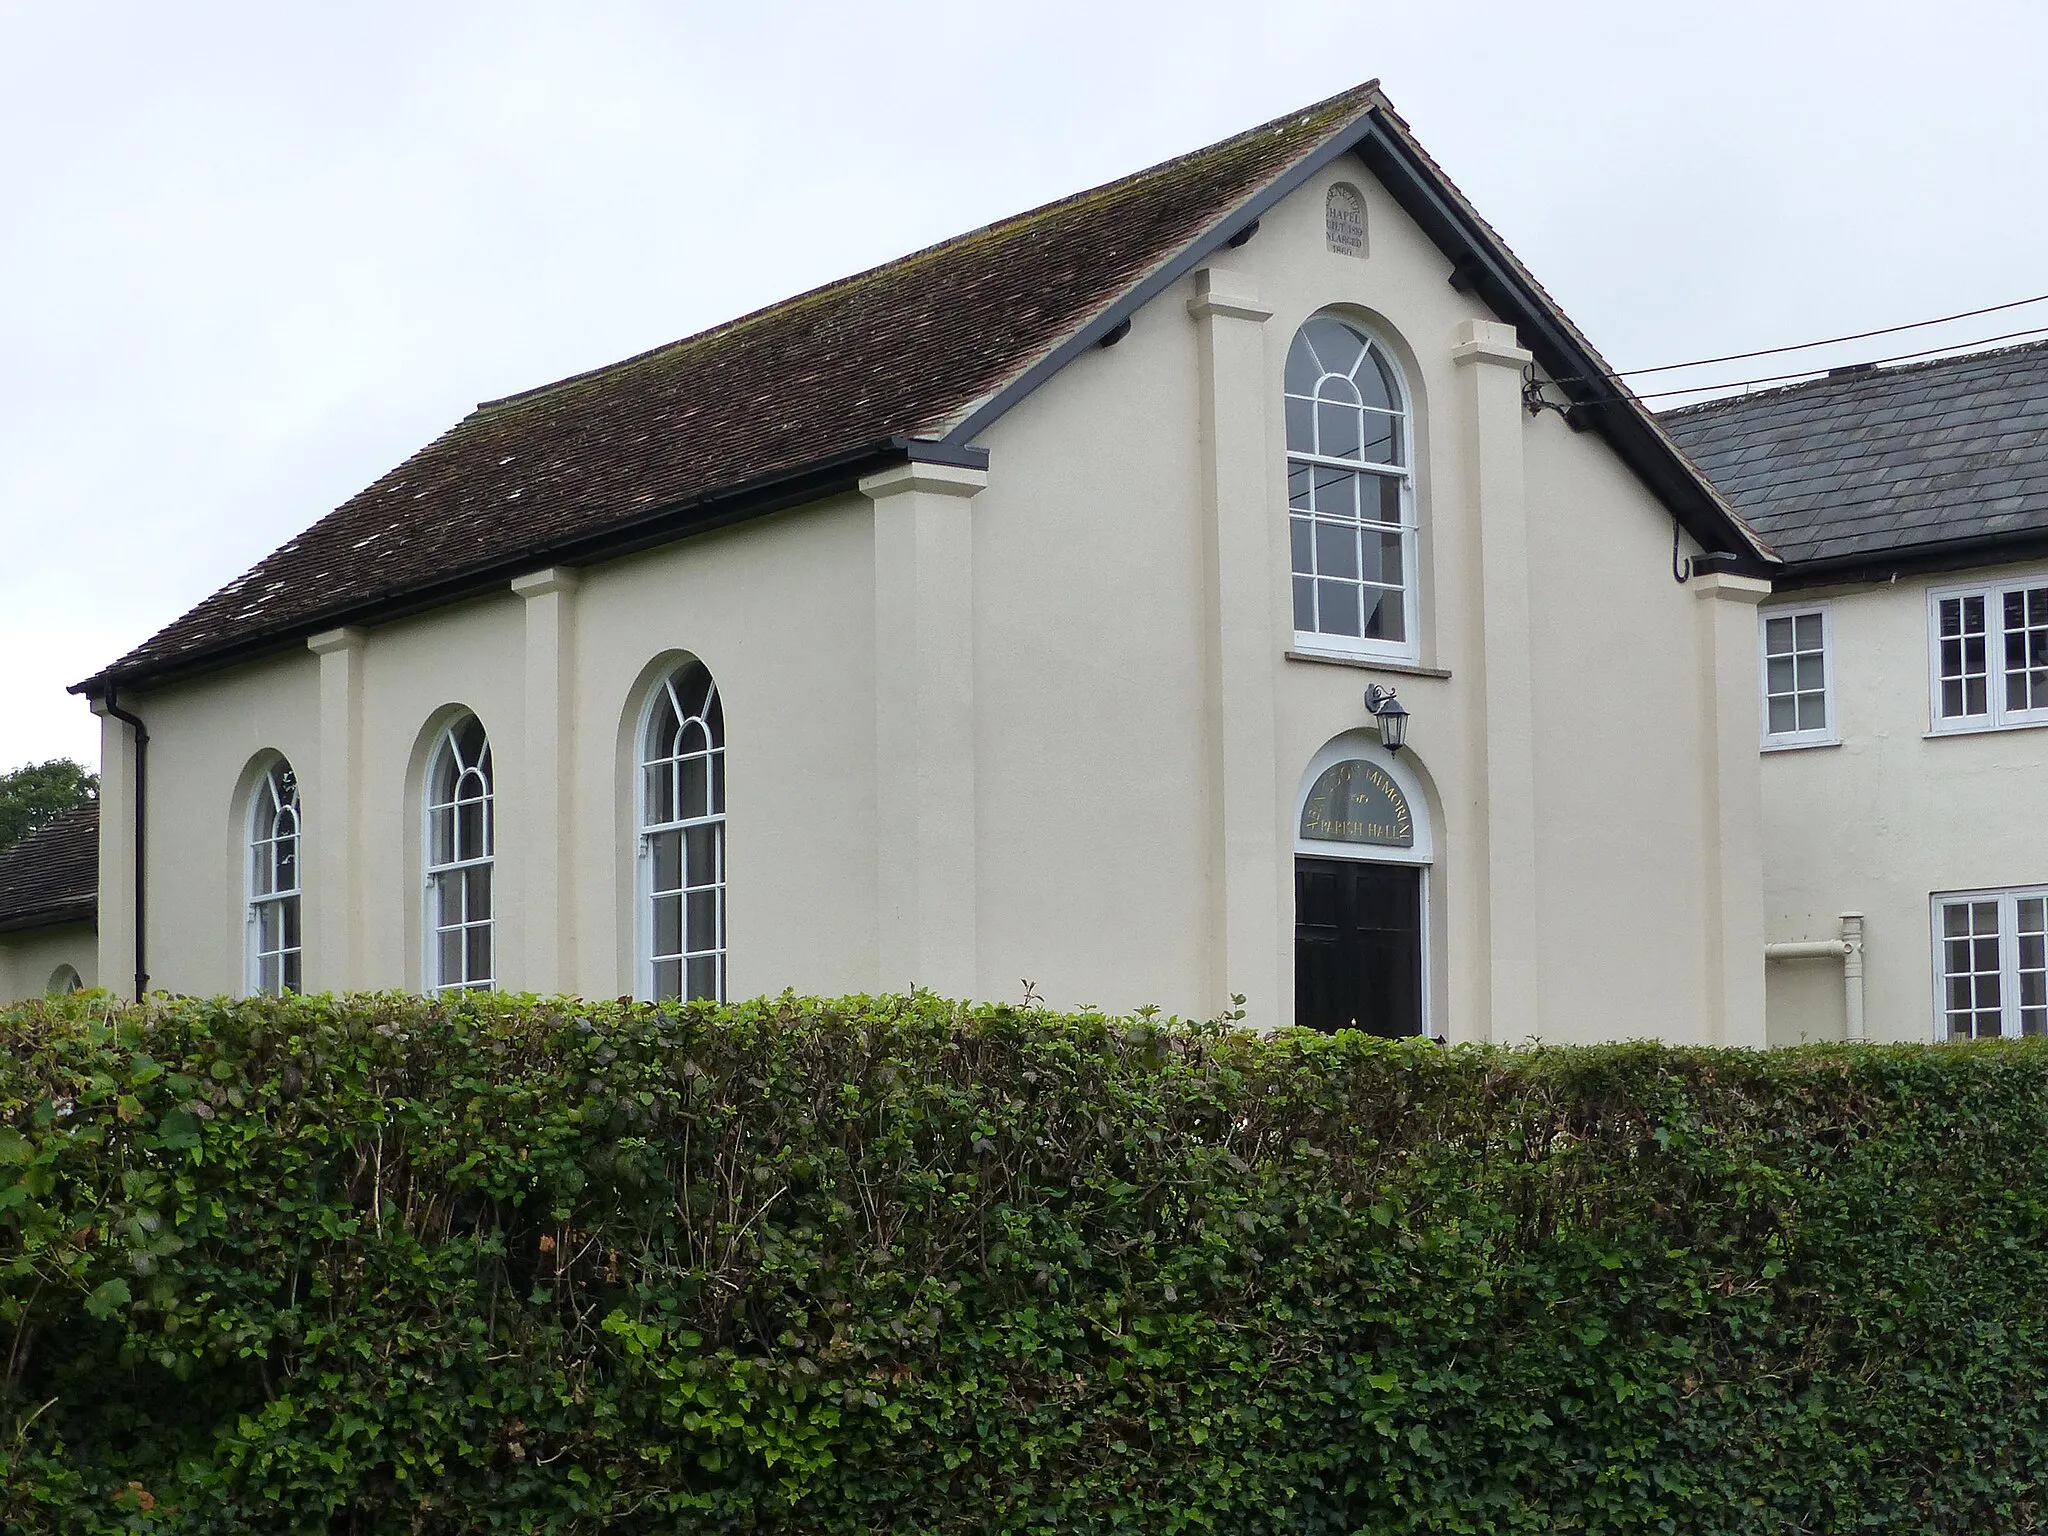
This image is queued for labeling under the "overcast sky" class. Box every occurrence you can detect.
[3,1,2045,774]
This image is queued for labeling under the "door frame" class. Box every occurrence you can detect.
[1293,734,1434,1037]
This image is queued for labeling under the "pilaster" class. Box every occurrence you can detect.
[511,568,581,995]
[1187,267,1284,1023]
[1453,318,1538,1043]
[1694,568,1771,1047]
[89,699,140,999]
[863,460,985,998]
[306,626,366,992]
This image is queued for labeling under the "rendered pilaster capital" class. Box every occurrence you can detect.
[859,461,988,501]
[307,626,368,656]
[1185,268,1272,323]
[1450,318,1531,370]
[510,566,582,599]
[1691,571,1772,605]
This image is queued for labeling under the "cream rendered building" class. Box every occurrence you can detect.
[1668,343,2048,1046]
[24,84,1787,1043]
[0,805,97,1000]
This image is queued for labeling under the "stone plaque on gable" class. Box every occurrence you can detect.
[1325,183,1366,258]
[1300,759,1412,847]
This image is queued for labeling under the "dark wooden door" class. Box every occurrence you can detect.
[1295,857,1423,1036]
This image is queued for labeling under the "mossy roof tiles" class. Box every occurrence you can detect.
[90,83,1384,687]
[83,80,1766,693]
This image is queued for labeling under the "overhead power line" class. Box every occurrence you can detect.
[1615,291,2048,378]
[1630,323,2048,402]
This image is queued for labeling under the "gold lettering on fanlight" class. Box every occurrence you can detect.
[1300,760,1414,848]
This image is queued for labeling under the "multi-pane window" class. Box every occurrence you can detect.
[1759,605,1833,747]
[247,759,302,995]
[425,715,494,993]
[1285,315,1416,660]
[640,661,726,1002]
[1930,579,2048,731]
[2004,586,2048,713]
[1935,888,2048,1039]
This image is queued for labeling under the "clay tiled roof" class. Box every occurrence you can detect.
[83,80,1769,695]
[87,83,1388,689]
[0,803,98,934]
[1663,341,2048,569]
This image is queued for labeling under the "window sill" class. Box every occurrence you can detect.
[1760,736,1840,754]
[1924,717,2048,740]
[1286,650,1449,679]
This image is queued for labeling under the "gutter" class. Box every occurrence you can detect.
[1766,527,2048,592]
[0,899,97,937]
[73,436,986,699]
[100,690,148,998]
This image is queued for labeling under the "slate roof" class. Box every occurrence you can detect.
[1662,340,2048,570]
[0,803,98,935]
[81,82,1767,695]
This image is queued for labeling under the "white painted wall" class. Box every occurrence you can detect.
[965,159,1758,1040]
[0,923,97,1002]
[1760,565,2048,1044]
[104,500,881,1004]
[95,152,1767,1046]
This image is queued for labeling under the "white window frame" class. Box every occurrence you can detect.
[423,716,495,994]
[1285,316,1420,666]
[1930,885,2048,1040]
[245,759,303,996]
[1757,601,1836,750]
[1926,574,2048,735]
[635,664,727,1004]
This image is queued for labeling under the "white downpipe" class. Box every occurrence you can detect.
[1840,912,1865,1042]
[1764,912,1866,1042]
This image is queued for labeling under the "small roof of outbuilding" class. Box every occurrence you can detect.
[1662,340,2048,578]
[0,803,98,935]
[79,82,1767,696]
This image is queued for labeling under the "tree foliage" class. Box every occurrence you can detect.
[0,758,98,852]
[4,990,2048,1532]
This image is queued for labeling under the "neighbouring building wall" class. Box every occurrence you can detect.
[0,924,97,1002]
[1760,564,2048,1044]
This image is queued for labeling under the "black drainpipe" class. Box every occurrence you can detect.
[100,687,149,998]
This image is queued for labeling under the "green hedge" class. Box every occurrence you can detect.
[4,993,2048,1532]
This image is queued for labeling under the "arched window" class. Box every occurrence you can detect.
[1285,315,1416,660]
[247,759,302,995]
[425,715,494,993]
[46,964,82,997]
[638,661,725,1001]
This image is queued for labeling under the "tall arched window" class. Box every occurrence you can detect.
[425,714,494,993]
[247,758,302,995]
[1285,315,1416,660]
[639,661,726,1002]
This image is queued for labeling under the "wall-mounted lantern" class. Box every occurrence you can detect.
[1364,684,1409,754]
